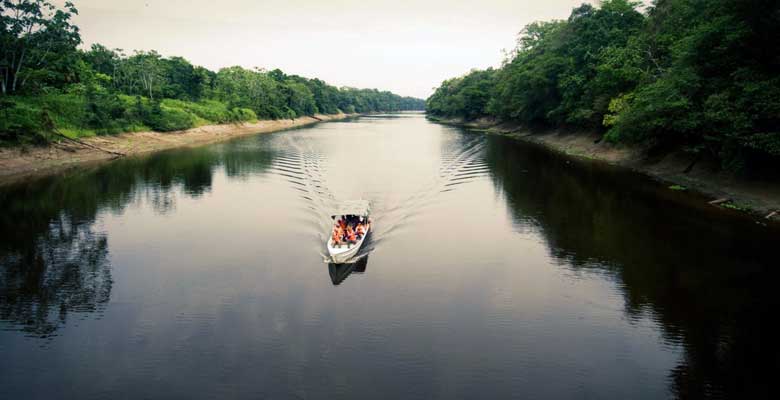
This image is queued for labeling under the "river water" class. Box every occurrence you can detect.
[1,113,778,399]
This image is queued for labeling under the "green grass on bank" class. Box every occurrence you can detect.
[0,94,259,144]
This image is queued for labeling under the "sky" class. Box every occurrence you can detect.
[60,0,601,99]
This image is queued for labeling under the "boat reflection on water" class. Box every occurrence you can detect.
[327,256,369,285]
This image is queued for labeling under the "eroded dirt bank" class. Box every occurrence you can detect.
[431,116,780,221]
[0,113,355,185]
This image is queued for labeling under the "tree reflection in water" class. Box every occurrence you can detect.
[0,216,111,337]
[483,134,780,399]
[0,139,277,337]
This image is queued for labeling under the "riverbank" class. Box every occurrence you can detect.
[0,113,355,185]
[430,116,780,222]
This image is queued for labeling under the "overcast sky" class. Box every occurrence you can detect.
[62,0,600,99]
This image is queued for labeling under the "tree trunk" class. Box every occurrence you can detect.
[12,47,26,93]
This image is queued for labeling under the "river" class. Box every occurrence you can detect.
[1,113,777,399]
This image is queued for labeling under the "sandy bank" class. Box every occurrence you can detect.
[430,116,780,222]
[0,113,356,185]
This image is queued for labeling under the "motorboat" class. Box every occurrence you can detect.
[327,200,371,264]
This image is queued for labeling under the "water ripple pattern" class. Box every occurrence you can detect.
[261,118,492,262]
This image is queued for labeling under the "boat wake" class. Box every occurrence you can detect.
[370,135,490,243]
[267,129,491,264]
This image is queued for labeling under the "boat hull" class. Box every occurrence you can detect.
[327,225,369,264]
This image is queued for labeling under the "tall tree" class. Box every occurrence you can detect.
[0,0,80,95]
[126,50,164,100]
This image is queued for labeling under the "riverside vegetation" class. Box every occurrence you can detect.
[426,0,780,176]
[0,1,425,144]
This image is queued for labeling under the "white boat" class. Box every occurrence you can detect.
[327,200,371,264]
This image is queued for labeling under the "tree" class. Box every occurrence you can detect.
[126,50,164,100]
[0,0,81,95]
[606,0,780,171]
[426,69,497,120]
[284,80,317,116]
[161,56,209,101]
[1,2,426,144]
[428,0,780,172]
[81,43,118,77]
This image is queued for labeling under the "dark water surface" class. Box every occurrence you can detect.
[1,114,778,399]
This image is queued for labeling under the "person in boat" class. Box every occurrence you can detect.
[332,225,343,247]
[355,222,365,239]
[346,225,357,245]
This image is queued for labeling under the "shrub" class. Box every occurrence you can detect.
[0,100,46,143]
[161,99,227,123]
[38,94,89,129]
[85,85,131,134]
[229,107,257,122]
[143,101,197,132]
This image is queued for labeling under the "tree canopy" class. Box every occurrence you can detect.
[1,1,424,142]
[427,0,780,173]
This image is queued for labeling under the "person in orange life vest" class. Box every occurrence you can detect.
[332,225,342,246]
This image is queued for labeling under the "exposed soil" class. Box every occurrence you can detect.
[0,114,355,185]
[432,116,780,222]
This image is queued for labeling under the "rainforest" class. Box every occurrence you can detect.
[1,1,424,143]
[426,0,780,174]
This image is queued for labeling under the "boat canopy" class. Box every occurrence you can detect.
[331,200,370,217]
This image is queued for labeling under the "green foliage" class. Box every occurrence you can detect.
[427,0,780,173]
[721,202,748,212]
[0,92,262,141]
[489,20,569,123]
[0,1,424,144]
[141,100,195,132]
[285,80,318,117]
[83,72,133,134]
[602,93,632,132]
[426,69,497,120]
[159,99,257,124]
[1,0,82,95]
[0,99,46,143]
[162,99,228,123]
[337,87,424,114]
[229,107,257,122]
[209,66,424,119]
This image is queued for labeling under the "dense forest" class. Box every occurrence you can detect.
[427,0,780,173]
[0,1,424,143]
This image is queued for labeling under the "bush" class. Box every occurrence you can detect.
[37,94,89,129]
[85,85,131,134]
[143,101,197,132]
[0,100,46,143]
[2,94,262,143]
[161,99,227,123]
[229,107,257,122]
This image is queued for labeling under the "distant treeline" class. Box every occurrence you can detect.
[0,1,424,142]
[427,0,780,173]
